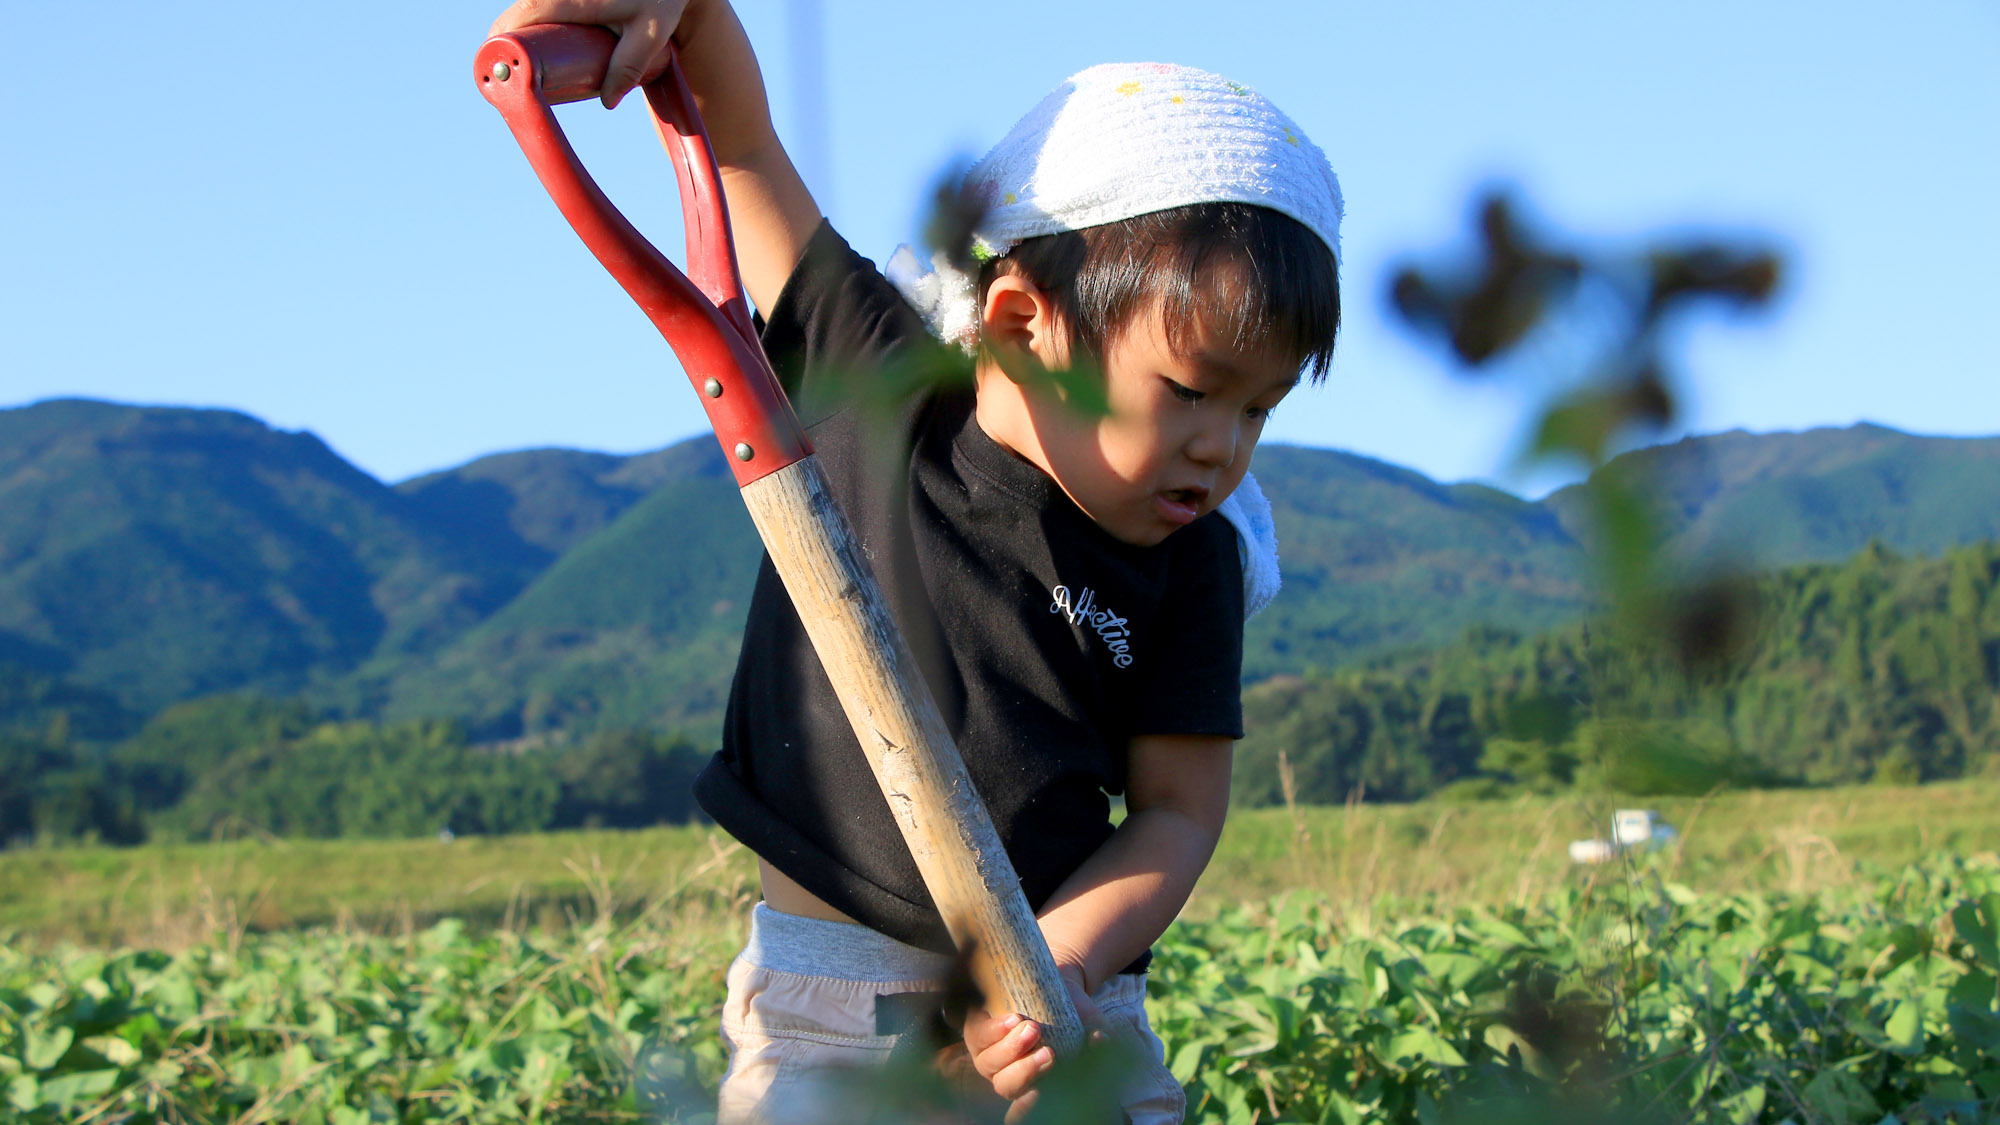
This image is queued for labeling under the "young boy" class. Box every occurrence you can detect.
[488,3,1343,1120]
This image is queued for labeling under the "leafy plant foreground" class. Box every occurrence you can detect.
[4,854,1996,1124]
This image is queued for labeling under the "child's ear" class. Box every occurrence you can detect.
[980,273,1069,382]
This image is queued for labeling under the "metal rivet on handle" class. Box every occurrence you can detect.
[704,378,723,398]
[734,443,754,462]
[491,62,512,81]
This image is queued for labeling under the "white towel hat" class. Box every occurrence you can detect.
[966,62,1343,267]
[888,60,1336,618]
[889,61,1343,356]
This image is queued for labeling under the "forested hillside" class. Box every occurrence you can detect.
[361,451,760,739]
[0,401,539,711]
[6,396,2000,846]
[372,442,1599,740]
[1546,423,2000,565]
[9,397,1995,744]
[7,538,1995,845]
[396,440,729,561]
[1,686,706,846]
[1239,445,1590,681]
[1233,539,2000,806]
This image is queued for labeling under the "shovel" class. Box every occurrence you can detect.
[473,24,1085,1058]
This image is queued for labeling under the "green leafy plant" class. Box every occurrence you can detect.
[6,854,1994,1122]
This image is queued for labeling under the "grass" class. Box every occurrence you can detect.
[0,826,758,949]
[1201,778,2000,910]
[4,781,1997,1122]
[5,779,1995,951]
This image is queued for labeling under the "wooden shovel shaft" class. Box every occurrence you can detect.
[742,458,1085,1056]
[474,24,1083,1057]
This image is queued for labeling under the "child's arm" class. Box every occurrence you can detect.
[487,0,821,313]
[964,733,1233,1101]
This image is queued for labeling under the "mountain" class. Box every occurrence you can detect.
[361,447,758,739]
[5,397,1996,740]
[0,400,535,711]
[1231,537,2000,805]
[0,661,136,743]
[1241,446,1590,679]
[395,441,725,561]
[1549,424,2000,568]
[368,443,1601,738]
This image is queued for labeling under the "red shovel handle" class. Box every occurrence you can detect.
[474,25,810,487]
[473,22,1087,1060]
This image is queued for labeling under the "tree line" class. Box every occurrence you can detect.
[0,690,706,847]
[5,538,1997,847]
[1234,539,2000,806]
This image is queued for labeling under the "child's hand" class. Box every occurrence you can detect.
[487,0,692,108]
[485,0,809,309]
[962,966,1107,1116]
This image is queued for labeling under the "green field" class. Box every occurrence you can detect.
[5,781,1995,949]
[4,783,1999,1123]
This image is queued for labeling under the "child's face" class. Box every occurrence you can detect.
[1035,299,1299,547]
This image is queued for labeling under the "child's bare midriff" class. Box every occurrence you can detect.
[758,859,859,924]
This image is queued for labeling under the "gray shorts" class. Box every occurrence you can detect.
[716,903,1186,1124]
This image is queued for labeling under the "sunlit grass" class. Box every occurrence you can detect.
[5,780,1993,951]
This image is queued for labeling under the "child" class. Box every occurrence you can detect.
[488,3,1343,1120]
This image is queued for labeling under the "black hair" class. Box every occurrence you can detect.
[976,202,1341,381]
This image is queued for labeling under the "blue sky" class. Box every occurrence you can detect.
[5,1,1995,495]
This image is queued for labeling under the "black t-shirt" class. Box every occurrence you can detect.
[693,223,1244,967]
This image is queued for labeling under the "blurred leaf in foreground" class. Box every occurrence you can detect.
[1390,189,1783,675]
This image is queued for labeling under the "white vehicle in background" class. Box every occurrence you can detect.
[1569,809,1680,864]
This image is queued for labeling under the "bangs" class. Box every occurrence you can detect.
[982,202,1342,381]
